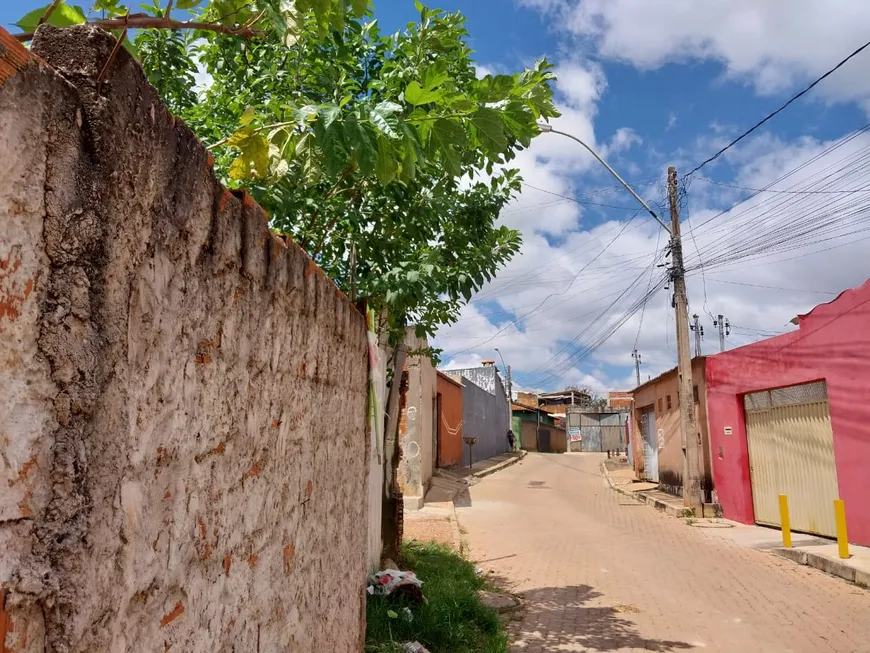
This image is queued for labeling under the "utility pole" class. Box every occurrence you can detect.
[668,167,703,511]
[495,348,512,443]
[690,314,704,357]
[713,314,730,352]
[631,349,642,386]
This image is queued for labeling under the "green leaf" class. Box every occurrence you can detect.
[15,3,87,31]
[369,105,400,139]
[405,81,442,106]
[316,119,348,176]
[430,118,466,151]
[175,0,204,9]
[447,97,476,112]
[94,0,125,15]
[240,106,256,126]
[440,144,461,177]
[375,101,402,115]
[351,0,368,17]
[295,132,321,183]
[386,609,398,619]
[501,100,537,147]
[375,136,397,184]
[471,107,507,153]
[345,116,377,176]
[295,105,320,125]
[321,103,341,128]
[472,74,515,103]
[422,61,449,92]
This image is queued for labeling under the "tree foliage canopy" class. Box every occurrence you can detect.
[16,0,560,351]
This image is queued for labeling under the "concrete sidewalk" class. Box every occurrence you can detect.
[601,458,722,518]
[601,455,870,589]
[403,451,527,552]
[425,451,527,507]
[776,542,870,587]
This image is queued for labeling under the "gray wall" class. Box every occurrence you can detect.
[458,373,510,466]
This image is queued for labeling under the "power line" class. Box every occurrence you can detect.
[446,209,645,356]
[694,175,870,195]
[634,226,662,350]
[704,278,837,295]
[519,182,638,210]
[684,36,870,178]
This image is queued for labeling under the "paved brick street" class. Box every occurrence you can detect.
[456,453,870,653]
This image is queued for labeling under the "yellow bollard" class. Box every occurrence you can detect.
[779,494,792,548]
[834,499,850,559]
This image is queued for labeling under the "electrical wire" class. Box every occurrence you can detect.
[694,175,870,195]
[634,227,662,350]
[684,36,870,178]
[704,278,837,295]
[446,209,645,355]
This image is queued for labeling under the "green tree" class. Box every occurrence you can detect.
[15,0,559,558]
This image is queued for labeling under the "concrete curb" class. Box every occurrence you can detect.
[600,461,691,518]
[774,547,870,588]
[473,450,527,479]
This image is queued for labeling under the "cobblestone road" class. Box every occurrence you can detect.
[456,452,870,653]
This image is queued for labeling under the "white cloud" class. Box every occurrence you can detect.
[521,0,870,107]
[436,129,870,391]
[607,127,642,154]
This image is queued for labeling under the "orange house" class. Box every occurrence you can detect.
[436,371,464,468]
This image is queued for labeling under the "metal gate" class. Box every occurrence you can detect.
[641,407,658,482]
[579,413,601,451]
[578,412,626,452]
[744,381,839,537]
[538,429,551,453]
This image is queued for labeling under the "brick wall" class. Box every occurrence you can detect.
[0,25,369,653]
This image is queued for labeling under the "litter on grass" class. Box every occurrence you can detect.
[366,569,426,603]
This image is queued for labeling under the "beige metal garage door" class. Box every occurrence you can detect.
[744,381,839,537]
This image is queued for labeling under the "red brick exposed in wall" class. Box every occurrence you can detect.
[436,372,463,468]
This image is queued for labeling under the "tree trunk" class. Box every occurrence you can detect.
[380,346,407,562]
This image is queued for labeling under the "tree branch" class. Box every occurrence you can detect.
[14,13,264,42]
[38,0,64,26]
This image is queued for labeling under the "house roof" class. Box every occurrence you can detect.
[511,402,552,415]
[632,356,707,394]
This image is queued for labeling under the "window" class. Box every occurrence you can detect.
[693,385,699,403]
[658,398,663,413]
[666,395,672,410]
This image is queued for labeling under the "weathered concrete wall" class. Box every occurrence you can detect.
[0,25,369,653]
[397,331,436,508]
[457,376,509,466]
[366,338,390,570]
[631,359,711,497]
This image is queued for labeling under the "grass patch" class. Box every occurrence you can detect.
[365,541,509,653]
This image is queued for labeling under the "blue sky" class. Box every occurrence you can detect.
[7,1,870,394]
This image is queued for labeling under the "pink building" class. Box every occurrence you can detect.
[706,279,870,546]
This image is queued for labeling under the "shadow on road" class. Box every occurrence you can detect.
[489,579,694,652]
